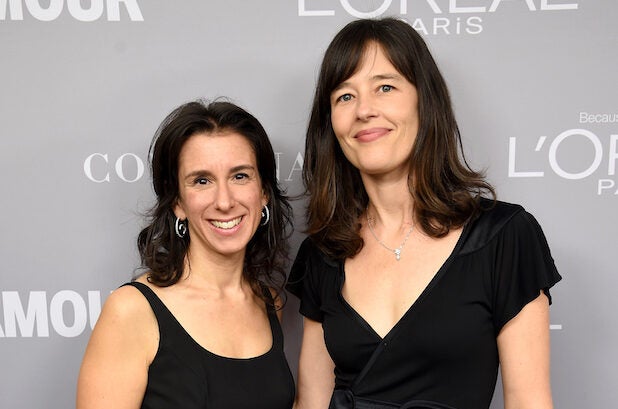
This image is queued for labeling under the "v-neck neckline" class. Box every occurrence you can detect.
[337,221,471,342]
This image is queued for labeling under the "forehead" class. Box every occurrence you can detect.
[178,131,257,169]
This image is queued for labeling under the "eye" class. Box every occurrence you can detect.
[379,84,394,93]
[194,177,210,185]
[233,173,251,183]
[336,93,353,103]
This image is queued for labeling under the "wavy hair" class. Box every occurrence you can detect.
[303,18,494,260]
[137,100,293,304]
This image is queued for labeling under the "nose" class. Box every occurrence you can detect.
[355,93,378,121]
[214,182,235,211]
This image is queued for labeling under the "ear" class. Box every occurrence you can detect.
[261,189,269,208]
[173,199,186,220]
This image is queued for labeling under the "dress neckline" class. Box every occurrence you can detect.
[130,281,277,361]
[337,221,472,342]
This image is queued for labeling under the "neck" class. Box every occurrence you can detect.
[181,246,247,295]
[362,172,415,230]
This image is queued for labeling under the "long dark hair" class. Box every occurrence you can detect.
[304,18,494,260]
[137,100,293,304]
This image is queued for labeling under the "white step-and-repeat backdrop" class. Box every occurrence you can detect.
[1,1,616,408]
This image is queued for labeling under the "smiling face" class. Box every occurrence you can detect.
[329,42,419,179]
[173,131,268,259]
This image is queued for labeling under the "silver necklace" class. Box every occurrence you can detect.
[366,213,414,261]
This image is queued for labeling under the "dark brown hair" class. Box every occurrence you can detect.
[137,100,293,304]
[303,18,494,260]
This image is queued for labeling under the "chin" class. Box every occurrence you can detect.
[217,241,251,255]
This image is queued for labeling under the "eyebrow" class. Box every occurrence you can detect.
[183,164,256,180]
[332,73,404,93]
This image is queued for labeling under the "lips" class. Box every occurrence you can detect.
[210,217,242,229]
[354,127,390,142]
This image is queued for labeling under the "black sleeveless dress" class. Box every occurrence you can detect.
[125,282,295,409]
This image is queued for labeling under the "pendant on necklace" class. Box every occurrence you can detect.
[366,212,413,262]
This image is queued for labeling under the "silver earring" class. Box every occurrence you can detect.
[175,217,187,238]
[260,205,270,226]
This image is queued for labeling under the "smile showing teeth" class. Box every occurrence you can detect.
[211,217,242,229]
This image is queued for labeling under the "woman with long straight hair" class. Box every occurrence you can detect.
[288,18,561,409]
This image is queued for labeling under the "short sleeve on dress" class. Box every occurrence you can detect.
[286,237,328,322]
[492,210,562,334]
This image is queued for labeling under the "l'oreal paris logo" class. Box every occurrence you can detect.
[299,0,579,16]
[509,128,618,196]
[1,0,144,21]
[298,0,579,35]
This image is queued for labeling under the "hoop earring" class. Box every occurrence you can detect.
[260,205,270,226]
[175,217,187,238]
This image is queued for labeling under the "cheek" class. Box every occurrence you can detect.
[330,108,347,136]
[404,102,419,126]
[182,191,209,212]
[247,189,266,208]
